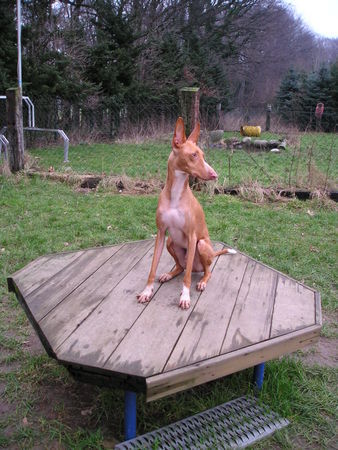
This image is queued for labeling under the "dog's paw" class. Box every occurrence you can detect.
[228,248,237,254]
[159,272,172,283]
[179,286,191,309]
[179,297,190,309]
[197,280,207,291]
[137,286,153,303]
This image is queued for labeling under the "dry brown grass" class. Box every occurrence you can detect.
[24,169,163,195]
[237,180,290,203]
[116,117,174,144]
[0,159,11,176]
[99,173,162,194]
[310,189,338,211]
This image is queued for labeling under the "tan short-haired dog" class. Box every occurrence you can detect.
[137,117,236,309]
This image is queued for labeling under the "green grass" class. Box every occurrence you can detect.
[0,174,337,448]
[28,132,338,189]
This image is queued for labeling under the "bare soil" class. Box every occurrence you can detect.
[296,312,338,368]
[299,337,337,368]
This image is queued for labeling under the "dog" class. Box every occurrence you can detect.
[137,117,236,309]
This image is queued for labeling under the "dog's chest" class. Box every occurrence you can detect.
[159,170,188,246]
[161,206,186,247]
[161,207,185,230]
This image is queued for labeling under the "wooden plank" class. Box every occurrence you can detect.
[270,275,316,338]
[66,365,146,393]
[11,251,84,296]
[221,261,277,354]
[39,240,153,350]
[103,243,224,377]
[165,252,249,371]
[315,292,322,326]
[146,325,321,402]
[237,249,317,293]
[26,245,124,321]
[56,241,175,367]
[8,279,56,358]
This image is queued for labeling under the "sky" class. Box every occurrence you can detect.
[286,0,338,38]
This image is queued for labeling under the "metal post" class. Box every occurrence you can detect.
[124,390,137,440]
[253,363,265,391]
[17,0,22,90]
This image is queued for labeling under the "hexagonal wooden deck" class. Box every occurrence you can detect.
[8,240,321,401]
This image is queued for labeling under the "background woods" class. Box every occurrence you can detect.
[0,0,337,136]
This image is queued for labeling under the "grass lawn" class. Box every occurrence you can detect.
[28,132,338,189]
[0,174,337,449]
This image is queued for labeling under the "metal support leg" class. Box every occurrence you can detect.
[253,362,265,391]
[124,390,137,440]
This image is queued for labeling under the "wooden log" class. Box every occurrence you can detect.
[179,87,200,136]
[6,87,25,172]
[266,104,271,131]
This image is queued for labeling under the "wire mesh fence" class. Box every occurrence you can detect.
[1,93,337,139]
[1,94,337,195]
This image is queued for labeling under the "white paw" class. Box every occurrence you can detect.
[179,286,191,309]
[179,297,190,309]
[159,272,172,283]
[137,285,153,303]
[197,281,206,291]
[228,248,237,254]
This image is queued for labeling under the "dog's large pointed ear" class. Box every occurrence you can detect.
[187,121,200,144]
[172,117,186,150]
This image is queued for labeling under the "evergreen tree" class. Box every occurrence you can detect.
[276,68,303,124]
[0,0,17,92]
[276,64,338,131]
[85,0,140,132]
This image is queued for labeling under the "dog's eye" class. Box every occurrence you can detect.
[192,153,197,158]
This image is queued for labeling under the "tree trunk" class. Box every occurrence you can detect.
[6,88,25,172]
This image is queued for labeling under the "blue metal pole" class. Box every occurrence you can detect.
[124,390,137,440]
[253,362,265,390]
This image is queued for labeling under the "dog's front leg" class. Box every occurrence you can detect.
[137,229,165,303]
[179,234,197,309]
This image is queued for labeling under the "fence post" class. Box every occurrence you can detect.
[6,87,25,172]
[179,87,200,136]
[266,104,271,131]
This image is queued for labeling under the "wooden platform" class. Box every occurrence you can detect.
[8,240,321,401]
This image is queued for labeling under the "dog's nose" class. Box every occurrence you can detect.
[208,169,218,180]
[204,162,218,180]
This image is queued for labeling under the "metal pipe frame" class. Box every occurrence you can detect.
[24,127,69,162]
[1,95,35,128]
[0,134,9,160]
[253,362,265,391]
[123,364,266,441]
[1,126,69,162]
[124,391,137,440]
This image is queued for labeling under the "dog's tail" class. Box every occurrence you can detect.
[214,247,237,256]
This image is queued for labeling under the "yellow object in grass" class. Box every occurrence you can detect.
[240,125,261,137]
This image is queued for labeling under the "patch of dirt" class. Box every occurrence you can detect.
[296,313,338,368]
[299,337,337,368]
[0,381,16,439]
[24,324,45,356]
[0,317,121,447]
